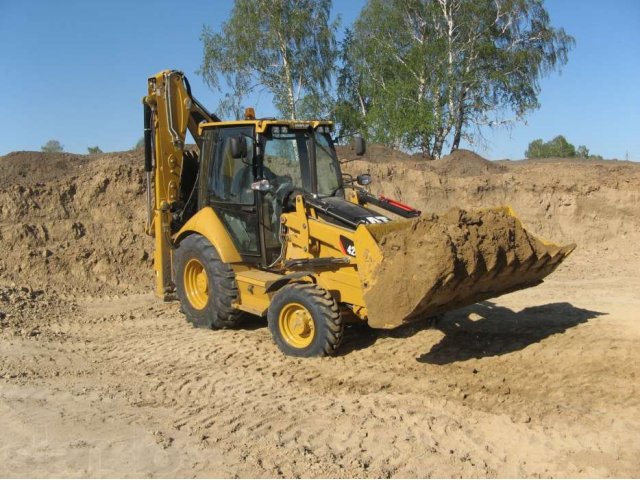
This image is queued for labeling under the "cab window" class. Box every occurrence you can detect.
[315,133,340,196]
[210,126,254,205]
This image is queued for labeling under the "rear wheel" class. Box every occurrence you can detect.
[268,283,343,357]
[175,234,242,329]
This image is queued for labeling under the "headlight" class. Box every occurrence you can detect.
[281,126,288,134]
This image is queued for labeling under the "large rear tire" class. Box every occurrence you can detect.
[174,234,242,329]
[267,283,343,357]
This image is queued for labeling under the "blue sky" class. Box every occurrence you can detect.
[1,0,638,160]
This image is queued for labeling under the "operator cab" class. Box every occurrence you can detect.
[196,117,350,267]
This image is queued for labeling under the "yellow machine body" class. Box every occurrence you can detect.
[143,69,575,339]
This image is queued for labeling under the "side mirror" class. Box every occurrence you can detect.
[354,134,366,156]
[229,136,247,159]
[356,173,372,186]
[251,179,271,192]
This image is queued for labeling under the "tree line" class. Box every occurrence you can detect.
[525,135,602,160]
[40,139,102,154]
[40,138,144,153]
[40,1,575,160]
[201,0,574,158]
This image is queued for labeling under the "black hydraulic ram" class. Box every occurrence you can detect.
[356,189,421,218]
[143,102,154,230]
[304,196,360,229]
[284,257,351,270]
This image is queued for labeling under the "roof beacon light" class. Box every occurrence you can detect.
[244,107,256,120]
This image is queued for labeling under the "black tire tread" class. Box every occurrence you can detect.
[175,234,242,329]
[268,283,343,357]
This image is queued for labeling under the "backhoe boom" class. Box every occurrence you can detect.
[142,70,216,297]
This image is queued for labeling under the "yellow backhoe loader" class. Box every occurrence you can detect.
[142,70,575,357]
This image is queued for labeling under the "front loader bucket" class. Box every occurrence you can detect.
[353,207,575,329]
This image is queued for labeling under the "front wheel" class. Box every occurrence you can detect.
[174,234,242,329]
[267,283,344,357]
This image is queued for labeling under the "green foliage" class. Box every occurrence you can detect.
[333,28,369,139]
[576,145,589,159]
[525,139,546,158]
[200,0,338,119]
[41,139,64,153]
[135,137,145,149]
[335,0,574,158]
[525,135,577,158]
[87,146,103,154]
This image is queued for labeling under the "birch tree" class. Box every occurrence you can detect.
[337,0,574,158]
[200,0,338,119]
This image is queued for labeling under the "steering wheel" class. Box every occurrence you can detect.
[273,175,294,204]
[270,175,295,225]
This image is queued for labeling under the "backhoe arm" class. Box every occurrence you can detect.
[142,70,218,297]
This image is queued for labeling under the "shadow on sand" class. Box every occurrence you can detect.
[417,301,604,364]
[339,301,604,361]
[338,315,440,355]
[237,313,268,331]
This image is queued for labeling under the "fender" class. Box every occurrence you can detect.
[174,206,242,263]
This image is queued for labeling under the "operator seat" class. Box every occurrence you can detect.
[230,165,255,204]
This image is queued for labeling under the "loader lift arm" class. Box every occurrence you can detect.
[142,70,219,297]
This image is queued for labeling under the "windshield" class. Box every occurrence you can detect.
[262,130,340,196]
[263,131,309,191]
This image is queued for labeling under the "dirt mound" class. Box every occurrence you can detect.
[336,144,504,176]
[431,149,506,177]
[0,151,96,188]
[2,147,639,297]
[364,208,574,328]
[0,151,152,295]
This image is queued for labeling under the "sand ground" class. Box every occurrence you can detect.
[1,243,638,478]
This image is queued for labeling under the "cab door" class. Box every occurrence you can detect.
[200,126,261,263]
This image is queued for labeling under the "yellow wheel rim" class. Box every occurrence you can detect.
[183,258,209,310]
[278,302,315,349]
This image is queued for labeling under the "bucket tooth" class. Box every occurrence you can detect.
[533,253,552,271]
